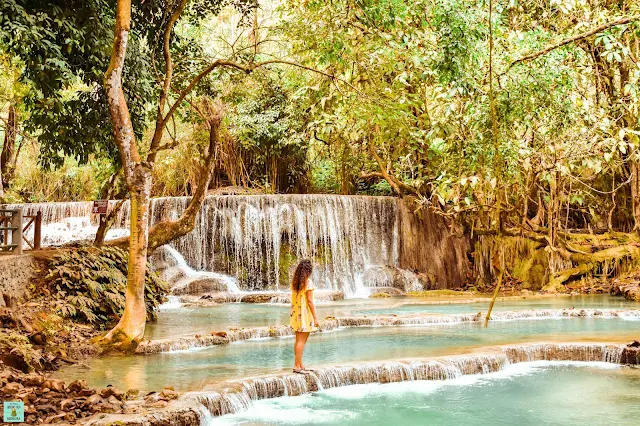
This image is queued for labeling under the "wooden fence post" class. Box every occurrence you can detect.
[34,211,42,250]
[11,208,23,255]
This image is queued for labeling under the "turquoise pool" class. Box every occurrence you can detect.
[211,362,640,425]
[147,295,638,339]
[61,317,639,391]
[356,295,638,316]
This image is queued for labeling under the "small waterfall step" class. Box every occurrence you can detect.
[85,342,637,426]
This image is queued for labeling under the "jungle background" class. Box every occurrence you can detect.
[0,0,639,296]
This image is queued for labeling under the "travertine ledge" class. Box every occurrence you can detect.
[87,342,638,426]
[136,309,640,354]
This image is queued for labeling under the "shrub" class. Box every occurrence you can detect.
[42,247,168,326]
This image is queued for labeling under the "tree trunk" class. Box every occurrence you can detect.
[1,105,18,189]
[94,170,126,247]
[107,110,222,252]
[95,199,126,247]
[103,167,152,348]
[101,0,150,350]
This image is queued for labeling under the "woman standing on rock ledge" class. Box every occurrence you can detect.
[290,259,319,374]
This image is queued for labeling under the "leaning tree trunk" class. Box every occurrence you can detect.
[106,108,222,252]
[101,0,151,350]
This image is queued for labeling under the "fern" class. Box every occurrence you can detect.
[42,246,168,326]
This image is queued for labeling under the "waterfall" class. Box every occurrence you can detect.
[153,245,240,294]
[5,195,408,296]
[1,200,129,246]
[149,195,400,296]
[192,356,506,419]
[85,342,636,426]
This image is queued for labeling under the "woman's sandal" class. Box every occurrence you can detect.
[293,368,310,375]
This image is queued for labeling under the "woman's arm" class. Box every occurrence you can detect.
[306,290,319,327]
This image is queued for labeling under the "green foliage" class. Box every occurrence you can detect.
[0,330,41,371]
[310,159,340,194]
[225,70,310,192]
[43,247,168,326]
[3,143,112,202]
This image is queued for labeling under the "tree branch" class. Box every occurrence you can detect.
[153,58,369,152]
[508,15,640,71]
[147,0,188,164]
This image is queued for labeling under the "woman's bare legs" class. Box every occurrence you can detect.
[294,331,310,369]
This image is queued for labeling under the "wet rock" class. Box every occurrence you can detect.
[86,394,104,406]
[628,340,640,348]
[122,400,144,414]
[91,402,114,413]
[369,287,404,297]
[149,400,168,408]
[23,374,45,387]
[125,388,142,400]
[42,379,66,392]
[173,278,230,295]
[160,387,179,400]
[100,385,124,400]
[78,388,94,396]
[240,293,276,304]
[610,281,640,301]
[68,379,88,392]
[107,395,122,406]
[144,391,160,403]
[60,398,76,410]
[620,346,640,365]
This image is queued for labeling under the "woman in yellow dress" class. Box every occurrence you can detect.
[290,259,319,373]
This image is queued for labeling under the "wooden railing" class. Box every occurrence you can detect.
[0,209,42,254]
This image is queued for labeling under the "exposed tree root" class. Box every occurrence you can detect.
[483,229,640,292]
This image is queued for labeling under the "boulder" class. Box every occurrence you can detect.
[42,379,65,393]
[2,381,22,394]
[160,387,179,401]
[68,379,88,393]
[100,385,124,400]
[172,278,230,295]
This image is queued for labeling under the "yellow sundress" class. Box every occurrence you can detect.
[290,279,317,332]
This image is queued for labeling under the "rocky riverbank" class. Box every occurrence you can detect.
[0,367,179,424]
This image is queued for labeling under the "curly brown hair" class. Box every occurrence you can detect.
[291,259,313,292]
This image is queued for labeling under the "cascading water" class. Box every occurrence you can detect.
[153,245,240,294]
[5,195,409,297]
[1,200,129,245]
[187,342,630,422]
[148,195,400,296]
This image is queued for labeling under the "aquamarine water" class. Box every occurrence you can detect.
[356,295,637,316]
[211,363,640,425]
[146,295,637,339]
[61,317,639,391]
